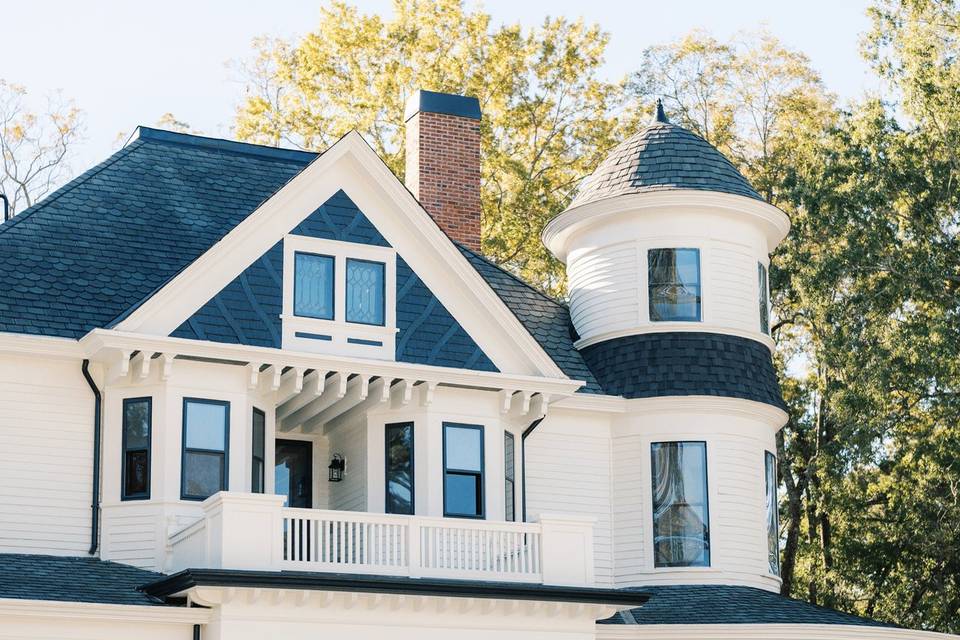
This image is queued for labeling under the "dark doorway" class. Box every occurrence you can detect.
[275,439,313,508]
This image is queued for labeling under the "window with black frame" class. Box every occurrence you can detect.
[765,451,780,575]
[504,432,516,521]
[651,441,710,567]
[181,399,229,501]
[251,408,265,494]
[648,248,702,322]
[443,423,484,518]
[385,422,414,515]
[122,397,151,500]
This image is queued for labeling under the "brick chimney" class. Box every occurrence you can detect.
[404,90,482,252]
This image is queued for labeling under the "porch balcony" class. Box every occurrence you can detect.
[167,492,596,587]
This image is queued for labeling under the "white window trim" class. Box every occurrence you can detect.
[282,235,397,359]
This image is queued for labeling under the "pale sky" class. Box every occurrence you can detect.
[0,0,876,175]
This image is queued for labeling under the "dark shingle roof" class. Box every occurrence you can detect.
[0,553,166,606]
[599,585,895,627]
[0,127,313,338]
[569,121,762,209]
[458,246,603,393]
[580,332,785,409]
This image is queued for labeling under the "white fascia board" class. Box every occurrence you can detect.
[111,131,565,379]
[552,394,789,425]
[0,598,210,624]
[81,329,582,397]
[596,623,955,639]
[0,331,84,360]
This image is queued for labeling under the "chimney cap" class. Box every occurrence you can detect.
[404,89,481,122]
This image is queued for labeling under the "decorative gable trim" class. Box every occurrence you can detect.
[112,132,565,378]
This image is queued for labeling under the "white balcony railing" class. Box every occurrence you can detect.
[282,508,543,580]
[167,493,595,587]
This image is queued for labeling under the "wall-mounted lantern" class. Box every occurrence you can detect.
[328,454,345,482]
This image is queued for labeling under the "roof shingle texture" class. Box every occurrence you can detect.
[569,122,762,209]
[580,332,785,409]
[0,553,166,606]
[598,585,895,627]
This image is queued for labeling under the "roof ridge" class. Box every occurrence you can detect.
[0,141,143,237]
[456,243,569,309]
[135,127,318,163]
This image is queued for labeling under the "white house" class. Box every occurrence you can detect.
[0,91,950,640]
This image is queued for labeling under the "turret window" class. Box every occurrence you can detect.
[648,248,701,322]
[651,441,710,567]
[759,263,770,334]
[765,451,780,575]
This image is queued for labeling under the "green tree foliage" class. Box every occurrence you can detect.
[234,0,628,295]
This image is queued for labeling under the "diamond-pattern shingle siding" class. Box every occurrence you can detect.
[0,553,166,606]
[598,585,894,627]
[458,247,603,393]
[569,122,762,209]
[579,332,785,408]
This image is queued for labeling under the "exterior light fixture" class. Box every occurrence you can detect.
[328,454,345,482]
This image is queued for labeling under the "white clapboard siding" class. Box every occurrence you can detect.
[524,419,613,586]
[707,244,757,332]
[327,418,367,512]
[611,434,646,581]
[567,243,640,341]
[0,355,93,555]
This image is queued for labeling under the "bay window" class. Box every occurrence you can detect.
[443,423,484,518]
[251,408,265,494]
[651,441,710,567]
[181,398,230,501]
[121,397,151,501]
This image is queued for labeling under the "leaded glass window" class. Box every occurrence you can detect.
[648,248,701,322]
[651,441,710,567]
[294,252,335,320]
[346,258,385,325]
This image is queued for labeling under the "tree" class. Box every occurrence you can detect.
[0,80,83,218]
[234,0,628,295]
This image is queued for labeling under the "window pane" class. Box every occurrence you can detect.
[252,409,265,494]
[759,263,770,334]
[346,259,385,325]
[504,432,515,521]
[445,425,482,472]
[386,423,414,515]
[445,472,482,517]
[766,451,780,575]
[294,253,334,319]
[124,450,149,497]
[651,441,710,567]
[648,248,701,322]
[185,401,227,451]
[183,451,224,499]
[123,399,150,450]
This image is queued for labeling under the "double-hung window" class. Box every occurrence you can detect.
[251,408,265,494]
[346,258,386,325]
[385,422,414,515]
[294,252,335,320]
[504,432,516,521]
[651,441,710,567]
[758,262,770,334]
[443,423,484,518]
[765,451,780,575]
[648,248,701,322]
[122,397,151,500]
[182,399,230,501]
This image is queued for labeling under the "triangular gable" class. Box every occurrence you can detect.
[113,131,566,378]
[172,191,497,372]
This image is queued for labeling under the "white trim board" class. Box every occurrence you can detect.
[112,131,565,379]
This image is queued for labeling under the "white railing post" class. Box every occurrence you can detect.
[408,518,422,578]
[201,492,287,571]
[537,513,596,587]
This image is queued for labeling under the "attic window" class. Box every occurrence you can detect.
[294,252,335,320]
[346,258,385,325]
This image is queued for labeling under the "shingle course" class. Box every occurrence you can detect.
[570,122,762,209]
[0,553,166,606]
[599,584,895,627]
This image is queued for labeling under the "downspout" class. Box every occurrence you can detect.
[81,359,102,555]
[520,416,545,523]
[1,193,9,222]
